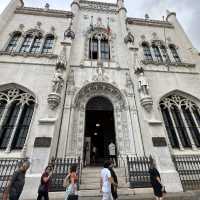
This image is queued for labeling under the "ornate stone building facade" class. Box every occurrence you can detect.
[0,0,200,198]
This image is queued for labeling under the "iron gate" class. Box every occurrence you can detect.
[0,158,27,193]
[173,154,200,191]
[49,157,81,192]
[127,156,151,188]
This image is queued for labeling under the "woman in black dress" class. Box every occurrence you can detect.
[149,162,164,200]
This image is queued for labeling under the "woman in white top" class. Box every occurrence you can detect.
[100,161,117,200]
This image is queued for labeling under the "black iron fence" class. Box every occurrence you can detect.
[49,157,81,192]
[173,154,200,191]
[0,158,27,193]
[127,156,152,188]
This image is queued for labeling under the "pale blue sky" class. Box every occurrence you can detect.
[0,0,200,50]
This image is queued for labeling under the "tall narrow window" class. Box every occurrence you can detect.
[142,42,153,61]
[171,105,191,148]
[0,88,35,150]
[160,94,200,150]
[20,34,33,53]
[42,35,54,54]
[6,32,21,52]
[160,104,179,148]
[0,100,6,121]
[89,38,98,60]
[11,102,34,150]
[30,36,42,54]
[182,106,200,147]
[101,39,110,60]
[169,45,181,63]
[0,102,20,149]
[152,45,163,62]
[160,45,170,63]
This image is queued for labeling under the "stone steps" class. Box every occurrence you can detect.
[46,191,199,200]
[80,167,127,190]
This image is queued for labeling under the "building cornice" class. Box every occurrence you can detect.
[0,51,58,59]
[127,17,174,29]
[15,7,73,18]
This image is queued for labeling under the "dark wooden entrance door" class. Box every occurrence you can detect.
[84,96,116,166]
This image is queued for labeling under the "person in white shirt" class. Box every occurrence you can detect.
[108,142,117,167]
[100,161,116,200]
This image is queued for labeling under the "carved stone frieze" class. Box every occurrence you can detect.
[80,1,117,13]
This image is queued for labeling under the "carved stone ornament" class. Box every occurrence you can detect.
[92,61,109,82]
[47,93,61,110]
[124,32,134,44]
[137,72,153,112]
[140,96,153,112]
[64,21,75,40]
[52,69,64,94]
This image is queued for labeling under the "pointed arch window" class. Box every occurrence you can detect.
[20,34,33,53]
[142,42,153,62]
[160,45,170,63]
[169,44,181,63]
[101,39,110,60]
[89,37,98,59]
[160,94,200,149]
[6,32,21,52]
[42,35,55,54]
[0,88,35,151]
[89,35,110,61]
[30,36,42,54]
[152,44,163,62]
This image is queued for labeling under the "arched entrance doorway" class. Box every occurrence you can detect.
[84,96,116,166]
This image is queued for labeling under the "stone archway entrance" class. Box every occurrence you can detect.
[63,82,142,161]
[84,96,116,166]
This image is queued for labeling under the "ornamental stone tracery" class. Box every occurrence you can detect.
[160,94,198,110]
[0,88,35,105]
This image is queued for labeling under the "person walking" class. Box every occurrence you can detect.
[6,160,30,200]
[149,161,165,200]
[37,166,52,200]
[100,161,116,200]
[63,165,78,200]
[109,161,118,200]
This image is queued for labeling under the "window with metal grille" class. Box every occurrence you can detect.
[152,45,163,62]
[169,45,181,63]
[89,38,98,60]
[101,39,110,60]
[0,88,35,150]
[160,95,200,150]
[20,34,33,53]
[42,35,54,54]
[30,36,42,54]
[142,43,153,61]
[6,32,21,52]
[160,45,170,63]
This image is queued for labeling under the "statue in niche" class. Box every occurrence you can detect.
[52,68,64,93]
[138,72,149,95]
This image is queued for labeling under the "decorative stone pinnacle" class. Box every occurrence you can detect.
[44,3,50,11]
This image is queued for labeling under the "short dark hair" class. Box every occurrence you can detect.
[103,160,111,168]
[70,165,77,173]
